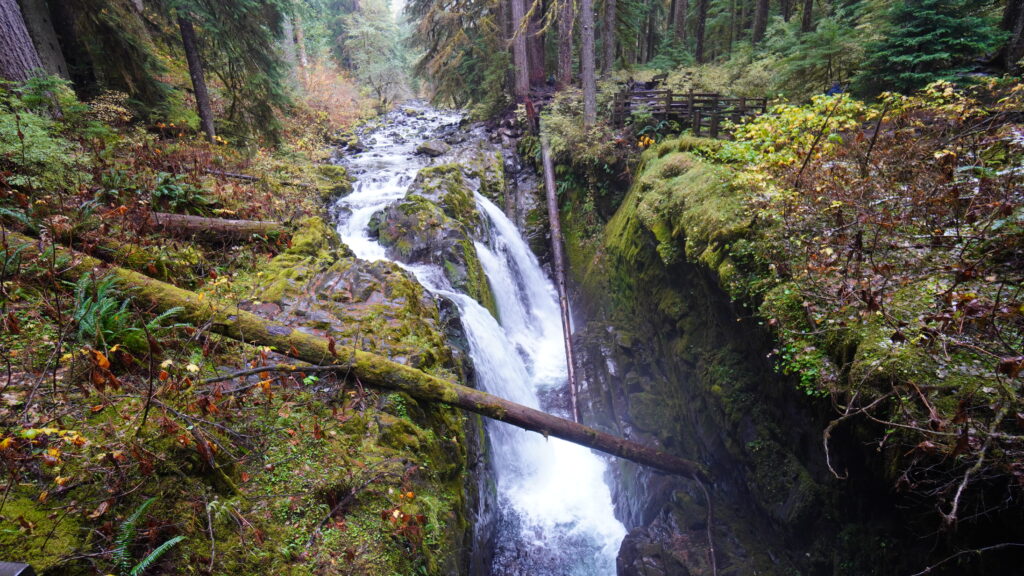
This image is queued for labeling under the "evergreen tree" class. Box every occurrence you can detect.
[856,0,1004,94]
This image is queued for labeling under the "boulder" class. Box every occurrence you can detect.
[417,139,451,157]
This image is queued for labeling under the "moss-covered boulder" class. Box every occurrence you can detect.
[372,164,498,317]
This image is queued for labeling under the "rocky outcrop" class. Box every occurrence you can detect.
[566,138,909,575]
[417,139,451,157]
[370,163,499,316]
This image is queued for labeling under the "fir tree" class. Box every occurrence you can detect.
[856,0,1004,94]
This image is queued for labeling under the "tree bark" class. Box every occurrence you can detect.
[46,0,96,96]
[0,0,43,82]
[178,15,216,144]
[694,0,708,63]
[146,212,285,244]
[17,0,68,78]
[557,0,575,86]
[540,137,579,423]
[510,0,530,100]
[752,0,768,45]
[294,14,309,68]
[3,231,708,480]
[780,0,791,22]
[1001,0,1024,73]
[800,0,813,33]
[674,0,688,43]
[527,1,546,85]
[602,0,615,74]
[581,0,596,125]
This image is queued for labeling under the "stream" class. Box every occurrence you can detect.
[333,103,626,574]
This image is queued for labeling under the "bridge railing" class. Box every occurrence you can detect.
[612,89,768,139]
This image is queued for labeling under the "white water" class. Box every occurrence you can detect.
[335,103,626,574]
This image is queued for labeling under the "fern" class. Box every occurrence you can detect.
[114,497,156,574]
[113,498,185,576]
[129,535,185,576]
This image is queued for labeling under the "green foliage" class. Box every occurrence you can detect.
[0,82,89,191]
[150,172,214,215]
[342,0,411,110]
[407,0,506,108]
[856,0,1005,94]
[721,94,875,167]
[114,497,185,576]
[72,275,184,353]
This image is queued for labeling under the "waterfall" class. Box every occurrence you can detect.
[335,103,626,575]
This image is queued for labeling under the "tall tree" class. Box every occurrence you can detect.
[0,0,43,82]
[602,0,615,73]
[674,0,688,42]
[510,0,529,99]
[1000,0,1024,72]
[527,3,545,85]
[856,0,1003,94]
[18,0,69,78]
[557,0,575,85]
[177,15,216,142]
[800,0,813,32]
[694,0,708,62]
[780,0,791,21]
[752,0,768,44]
[581,0,595,124]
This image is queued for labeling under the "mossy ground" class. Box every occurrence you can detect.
[1,108,472,575]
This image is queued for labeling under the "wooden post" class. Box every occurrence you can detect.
[540,135,581,423]
[710,109,720,139]
[664,90,672,119]
[688,90,696,130]
[694,108,702,137]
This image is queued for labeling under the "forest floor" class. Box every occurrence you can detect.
[1,79,471,576]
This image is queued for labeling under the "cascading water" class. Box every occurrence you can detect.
[334,103,626,575]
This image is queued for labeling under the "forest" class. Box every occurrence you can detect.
[1,0,1022,575]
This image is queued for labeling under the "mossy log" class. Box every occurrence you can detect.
[146,212,285,244]
[4,232,707,480]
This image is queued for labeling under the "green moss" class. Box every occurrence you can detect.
[0,494,84,574]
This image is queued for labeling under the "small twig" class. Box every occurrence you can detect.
[860,102,890,178]
[696,479,717,576]
[940,401,1009,527]
[906,542,1024,576]
[204,493,216,572]
[306,459,403,547]
[796,94,845,188]
[202,363,351,386]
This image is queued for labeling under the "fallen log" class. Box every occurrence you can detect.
[540,134,580,423]
[3,232,707,480]
[146,212,285,244]
[205,169,312,189]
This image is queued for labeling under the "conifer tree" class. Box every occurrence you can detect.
[857,0,1003,94]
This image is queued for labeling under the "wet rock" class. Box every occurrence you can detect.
[417,139,451,157]
[617,528,691,576]
[373,165,497,315]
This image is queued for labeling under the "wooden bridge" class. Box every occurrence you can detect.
[612,89,768,138]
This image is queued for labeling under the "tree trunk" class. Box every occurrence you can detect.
[46,0,96,96]
[674,0,688,43]
[146,212,286,244]
[581,0,597,125]
[527,1,546,85]
[509,0,530,100]
[644,3,656,63]
[694,0,708,63]
[4,231,707,480]
[1002,0,1024,73]
[178,15,216,144]
[0,0,43,82]
[294,14,309,68]
[752,0,768,44]
[540,137,580,422]
[800,0,813,33]
[780,0,791,22]
[557,0,575,86]
[17,0,68,78]
[602,0,616,74]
